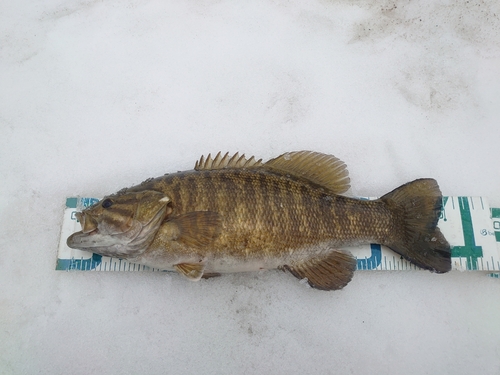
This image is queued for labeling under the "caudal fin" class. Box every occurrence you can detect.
[381,178,451,273]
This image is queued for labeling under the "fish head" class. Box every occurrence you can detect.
[66,190,172,258]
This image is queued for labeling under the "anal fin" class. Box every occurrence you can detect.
[174,263,205,281]
[282,250,356,291]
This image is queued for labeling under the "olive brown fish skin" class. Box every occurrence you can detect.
[67,151,451,291]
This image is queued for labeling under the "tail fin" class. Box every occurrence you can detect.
[381,178,451,273]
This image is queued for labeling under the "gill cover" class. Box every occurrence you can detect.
[66,190,171,258]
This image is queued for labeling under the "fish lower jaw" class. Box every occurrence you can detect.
[66,230,142,257]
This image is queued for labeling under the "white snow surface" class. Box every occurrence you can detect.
[1,0,500,374]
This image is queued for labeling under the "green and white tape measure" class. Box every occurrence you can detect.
[56,197,500,274]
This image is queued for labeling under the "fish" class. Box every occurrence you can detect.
[66,151,451,290]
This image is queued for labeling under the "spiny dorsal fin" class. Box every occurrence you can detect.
[174,263,205,281]
[169,211,222,247]
[282,250,356,290]
[194,152,263,171]
[264,151,350,195]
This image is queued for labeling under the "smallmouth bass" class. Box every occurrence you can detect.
[67,151,451,290]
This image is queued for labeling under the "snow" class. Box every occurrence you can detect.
[1,0,500,374]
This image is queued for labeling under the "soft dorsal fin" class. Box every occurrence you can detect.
[168,211,222,248]
[194,152,263,171]
[281,250,356,290]
[174,263,205,281]
[264,151,350,194]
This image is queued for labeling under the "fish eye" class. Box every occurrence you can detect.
[101,198,113,209]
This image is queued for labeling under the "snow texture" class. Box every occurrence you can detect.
[1,0,500,374]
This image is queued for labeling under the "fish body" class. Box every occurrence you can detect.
[67,151,451,290]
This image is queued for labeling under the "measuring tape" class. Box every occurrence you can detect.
[56,196,500,273]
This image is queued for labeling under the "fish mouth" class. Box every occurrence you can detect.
[66,207,167,251]
[66,228,113,249]
[66,222,138,249]
[67,211,128,249]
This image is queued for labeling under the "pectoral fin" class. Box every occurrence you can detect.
[174,263,206,281]
[282,250,356,290]
[168,211,222,247]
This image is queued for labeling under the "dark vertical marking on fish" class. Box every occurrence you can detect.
[290,181,304,239]
[171,176,184,212]
[280,177,291,240]
[181,174,197,212]
[205,171,219,212]
[254,172,271,228]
